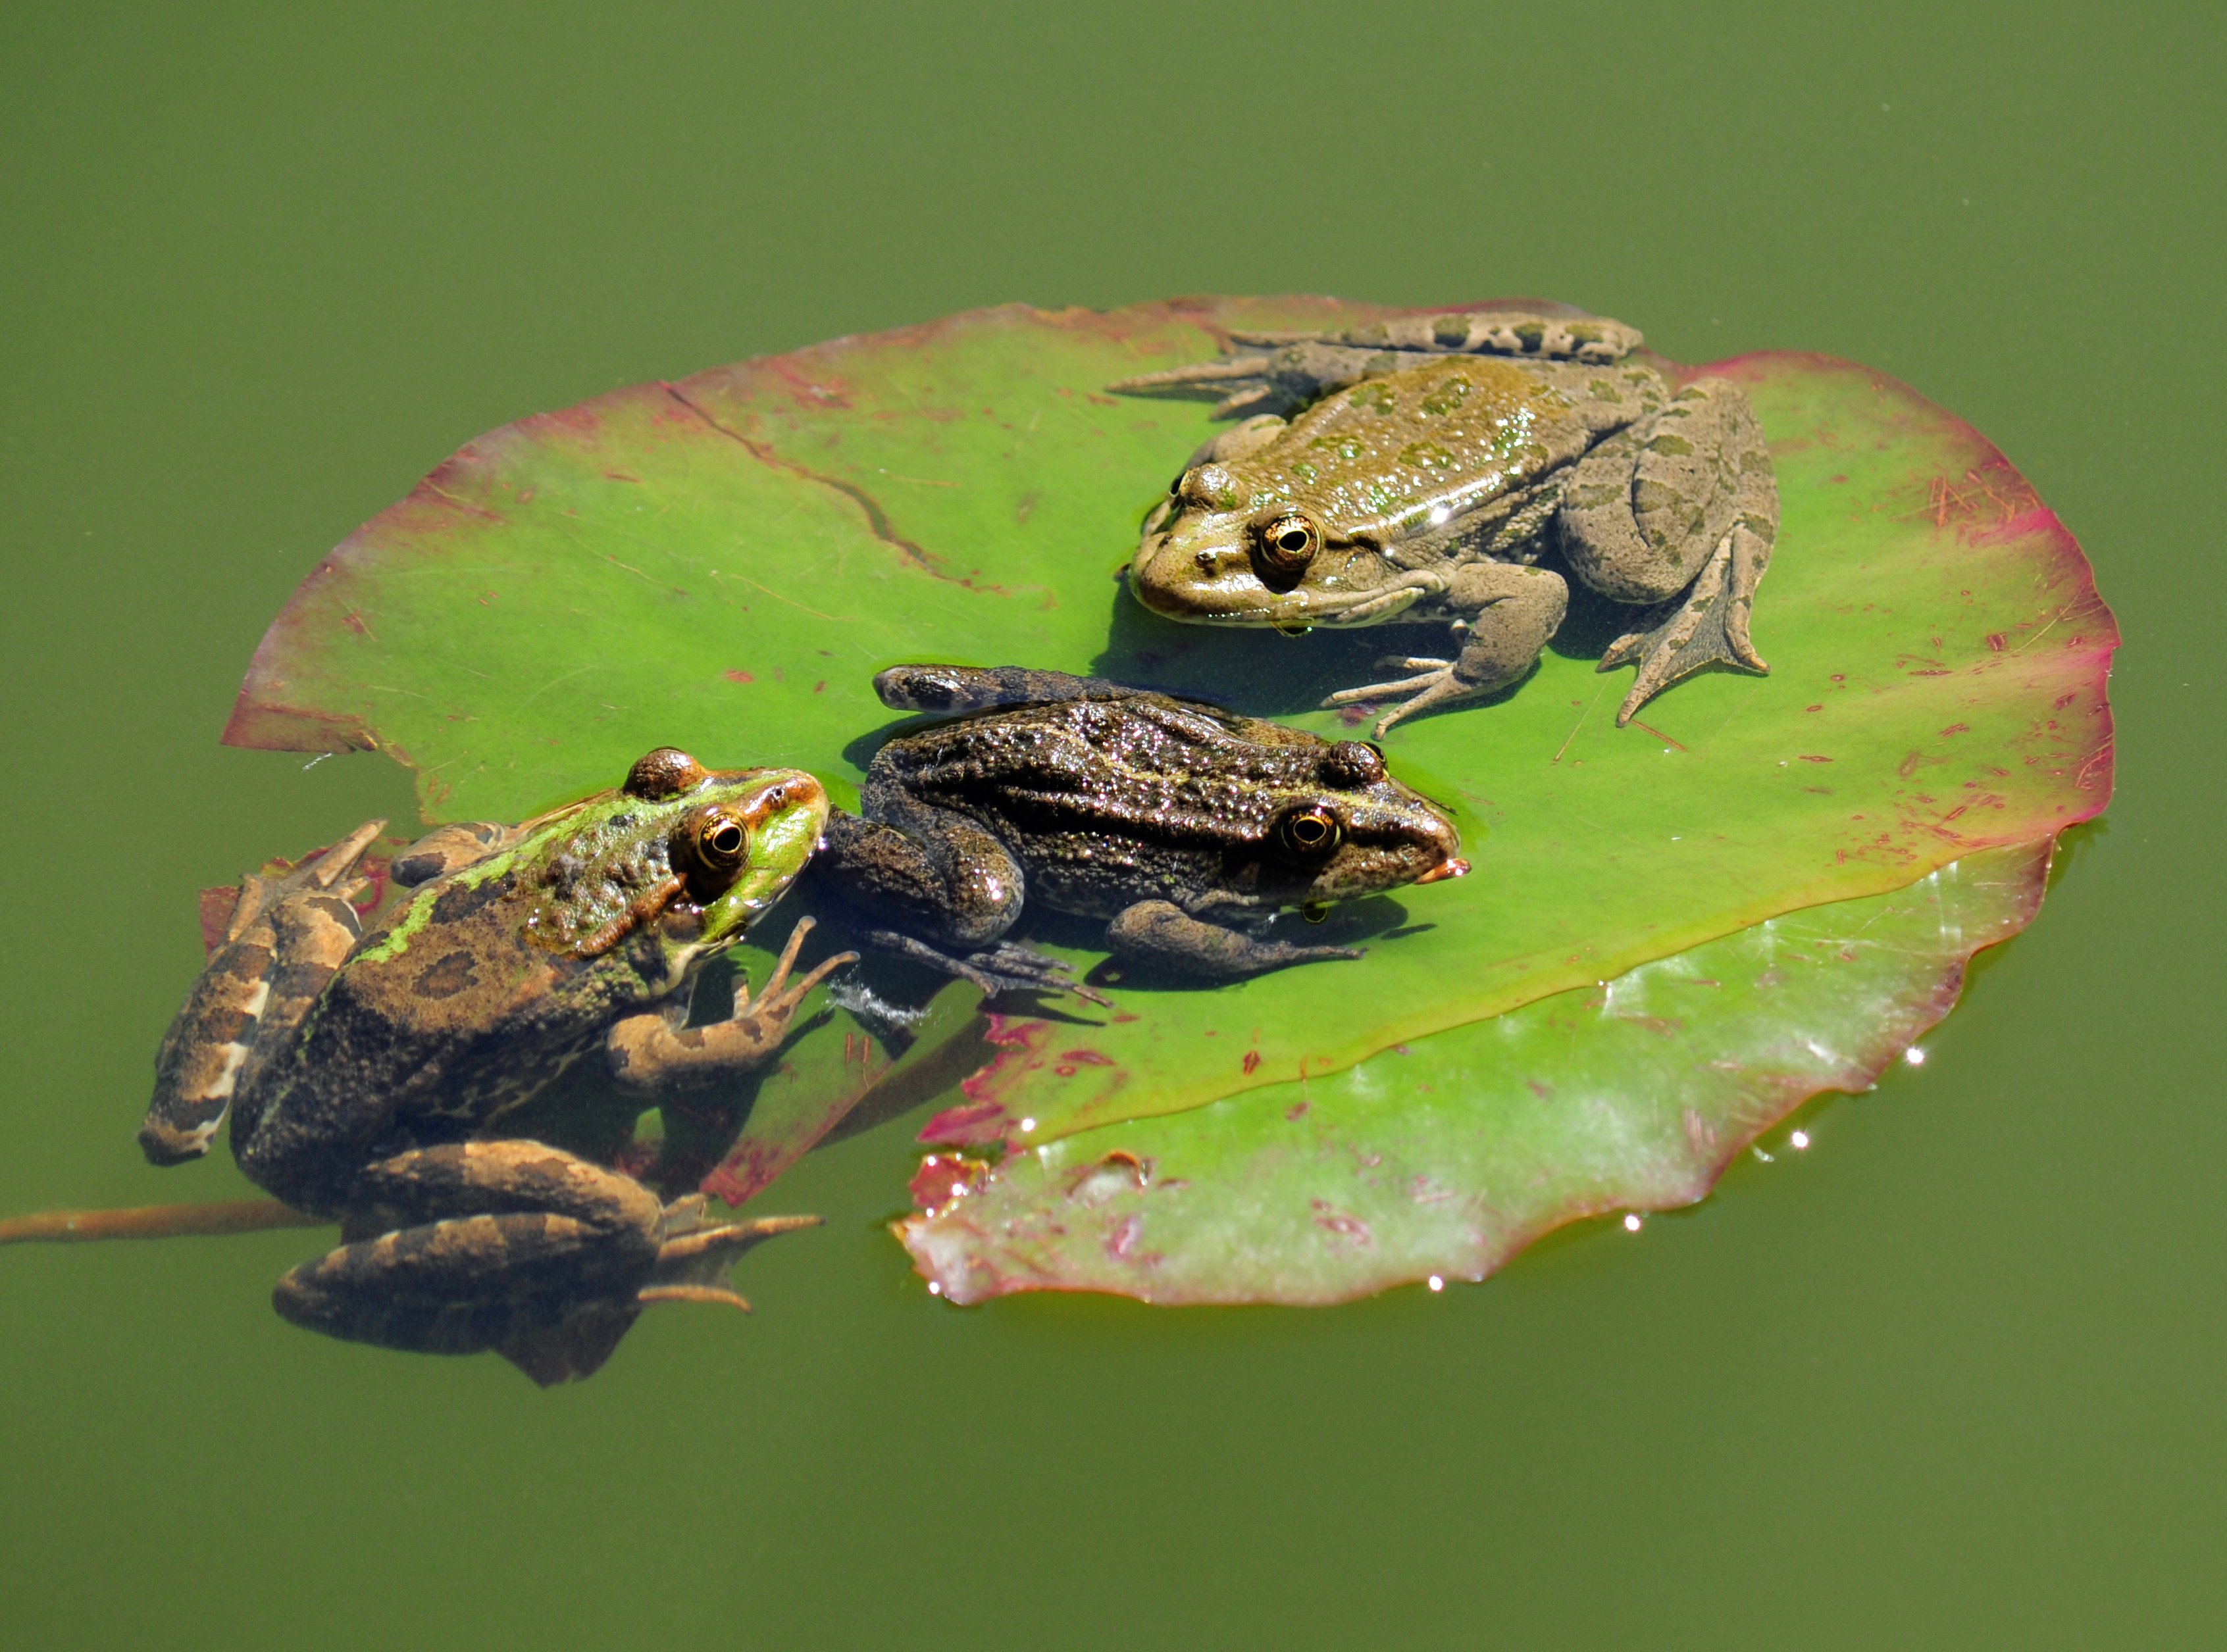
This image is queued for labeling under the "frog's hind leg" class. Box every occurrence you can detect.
[273,1141,817,1380]
[498,1208,822,1387]
[270,1141,668,1359]
[1108,313,1646,416]
[812,807,1106,1004]
[873,663,1160,715]
[1105,901,1362,980]
[1556,378,1778,726]
[139,820,384,1166]
[388,820,525,886]
[1231,311,1645,365]
[1597,522,1772,726]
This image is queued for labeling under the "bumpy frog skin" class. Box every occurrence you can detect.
[138,749,851,1383]
[812,664,1468,999]
[1116,310,1778,733]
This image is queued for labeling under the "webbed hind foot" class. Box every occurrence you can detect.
[856,928,1111,1007]
[1600,520,1772,726]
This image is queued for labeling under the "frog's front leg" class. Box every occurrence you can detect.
[1104,901,1363,980]
[1322,563,1570,736]
[272,1138,809,1379]
[1556,378,1778,725]
[813,807,1102,1003]
[604,916,856,1090]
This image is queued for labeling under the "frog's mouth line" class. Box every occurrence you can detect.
[1132,532,1438,630]
[1140,576,1431,630]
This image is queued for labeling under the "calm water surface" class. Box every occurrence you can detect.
[2,4,2220,1645]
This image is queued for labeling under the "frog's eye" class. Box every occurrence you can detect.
[1320,741,1386,788]
[625,747,707,801]
[684,807,752,877]
[1252,513,1319,576]
[1273,800,1344,859]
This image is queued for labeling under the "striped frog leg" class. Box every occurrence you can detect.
[137,820,384,1165]
[1108,310,1647,418]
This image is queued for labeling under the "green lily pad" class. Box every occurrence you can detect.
[899,839,2049,1303]
[224,298,2115,1239]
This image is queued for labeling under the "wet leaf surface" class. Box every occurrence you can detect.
[226,299,2114,1256]
[900,839,2048,1303]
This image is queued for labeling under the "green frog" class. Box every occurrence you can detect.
[813,664,1468,999]
[138,748,854,1382]
[1115,309,1778,733]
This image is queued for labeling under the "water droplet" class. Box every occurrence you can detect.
[1623,1213,1643,1232]
[1905,1045,1926,1066]
[1790,1130,1810,1150]
[1427,1275,1445,1291]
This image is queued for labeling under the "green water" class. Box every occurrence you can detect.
[3,3,2219,1644]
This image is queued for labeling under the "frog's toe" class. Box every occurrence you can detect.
[1323,663,1450,707]
[1601,528,1770,726]
[859,928,1106,1006]
[494,1211,821,1386]
[639,1209,823,1310]
[968,944,1113,1007]
[740,915,859,1020]
[1323,663,1481,736]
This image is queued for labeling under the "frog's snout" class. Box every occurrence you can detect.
[1128,531,1191,617]
[1131,526,1273,622]
[1403,807,1467,886]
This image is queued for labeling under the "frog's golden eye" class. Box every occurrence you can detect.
[1273,800,1344,859]
[625,747,707,801]
[1252,513,1319,576]
[684,807,751,876]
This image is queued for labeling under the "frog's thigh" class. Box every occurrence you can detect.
[141,823,380,1166]
[1446,562,1570,691]
[1558,381,1761,603]
[272,1142,665,1355]
[390,821,523,886]
[1105,900,1362,980]
[817,807,1026,950]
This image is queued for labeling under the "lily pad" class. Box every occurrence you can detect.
[224,298,2114,1257]
[899,839,2049,1303]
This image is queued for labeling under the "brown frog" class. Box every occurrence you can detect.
[138,748,851,1382]
[811,664,1468,999]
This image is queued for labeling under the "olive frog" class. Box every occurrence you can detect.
[1116,310,1778,732]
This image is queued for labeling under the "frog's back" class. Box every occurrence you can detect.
[884,697,1337,874]
[1262,357,1606,525]
[1292,355,1556,451]
[273,870,607,1143]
